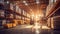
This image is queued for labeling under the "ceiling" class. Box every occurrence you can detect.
[5,0,49,16]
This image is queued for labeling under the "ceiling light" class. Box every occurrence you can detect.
[7,1,9,4]
[25,3,28,5]
[36,0,40,4]
[36,1,39,4]
[23,1,26,3]
[23,1,28,6]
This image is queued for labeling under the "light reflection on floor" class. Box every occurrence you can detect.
[42,26,50,29]
[0,25,60,34]
[22,24,50,34]
[35,28,40,34]
[20,25,50,29]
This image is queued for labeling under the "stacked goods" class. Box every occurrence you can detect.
[3,23,12,28]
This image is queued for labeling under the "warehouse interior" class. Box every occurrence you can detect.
[0,0,60,34]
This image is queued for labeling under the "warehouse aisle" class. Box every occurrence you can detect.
[0,25,60,34]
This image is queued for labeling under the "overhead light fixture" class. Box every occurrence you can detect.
[36,1,39,4]
[25,3,28,5]
[36,0,40,4]
[6,1,9,4]
[23,0,28,6]
[23,0,26,3]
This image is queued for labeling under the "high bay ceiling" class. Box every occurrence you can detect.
[5,0,49,16]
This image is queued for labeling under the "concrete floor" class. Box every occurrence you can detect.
[0,25,60,34]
